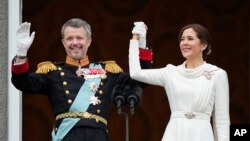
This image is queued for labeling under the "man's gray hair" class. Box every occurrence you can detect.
[61,18,91,38]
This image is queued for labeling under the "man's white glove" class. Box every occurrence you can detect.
[132,22,147,49]
[16,22,35,57]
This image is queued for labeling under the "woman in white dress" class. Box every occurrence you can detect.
[129,22,230,141]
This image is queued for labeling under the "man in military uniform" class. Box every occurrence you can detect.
[11,18,152,141]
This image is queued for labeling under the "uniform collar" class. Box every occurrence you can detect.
[66,55,89,67]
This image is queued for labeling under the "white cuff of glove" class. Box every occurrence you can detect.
[139,37,147,49]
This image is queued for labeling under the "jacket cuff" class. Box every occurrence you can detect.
[12,59,29,74]
[139,48,153,61]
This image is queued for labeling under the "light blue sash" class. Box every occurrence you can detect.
[52,63,102,141]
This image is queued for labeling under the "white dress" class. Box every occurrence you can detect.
[129,40,230,141]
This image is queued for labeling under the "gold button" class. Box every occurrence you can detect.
[100,82,104,86]
[54,128,58,131]
[99,90,103,94]
[60,72,65,76]
[97,109,101,113]
[58,67,62,70]
[68,99,72,104]
[65,90,70,95]
[63,81,67,85]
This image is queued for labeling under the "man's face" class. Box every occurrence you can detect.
[62,26,92,60]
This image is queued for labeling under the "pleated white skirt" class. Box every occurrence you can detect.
[161,112,214,141]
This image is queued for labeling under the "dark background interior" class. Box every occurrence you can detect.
[21,0,249,140]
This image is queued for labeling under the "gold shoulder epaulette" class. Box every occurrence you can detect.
[103,60,123,74]
[36,61,57,74]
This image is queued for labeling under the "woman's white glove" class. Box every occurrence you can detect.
[132,22,147,49]
[16,22,35,57]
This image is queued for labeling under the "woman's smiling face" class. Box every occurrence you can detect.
[179,28,206,60]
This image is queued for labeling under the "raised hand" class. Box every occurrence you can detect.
[132,22,147,49]
[16,22,35,57]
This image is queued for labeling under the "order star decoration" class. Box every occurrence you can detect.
[89,96,101,105]
[89,82,101,105]
[89,82,99,92]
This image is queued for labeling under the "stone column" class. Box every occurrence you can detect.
[0,0,8,140]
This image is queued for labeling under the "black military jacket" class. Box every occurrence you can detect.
[11,60,150,131]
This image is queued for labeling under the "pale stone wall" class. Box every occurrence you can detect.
[0,0,8,140]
